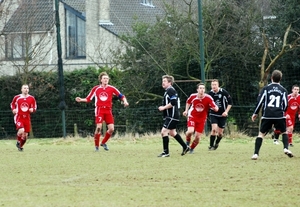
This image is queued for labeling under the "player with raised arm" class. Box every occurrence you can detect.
[10,84,37,151]
[183,83,218,154]
[251,70,292,160]
[75,72,129,152]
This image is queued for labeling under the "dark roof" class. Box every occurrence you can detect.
[60,0,85,14]
[2,0,166,36]
[3,0,54,33]
[101,0,165,36]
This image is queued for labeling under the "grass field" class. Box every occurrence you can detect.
[0,135,299,207]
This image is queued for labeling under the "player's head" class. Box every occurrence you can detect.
[292,85,299,94]
[162,75,174,89]
[99,72,109,85]
[197,83,205,94]
[21,84,29,95]
[271,70,282,83]
[211,79,219,92]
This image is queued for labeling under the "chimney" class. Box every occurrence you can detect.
[99,0,113,26]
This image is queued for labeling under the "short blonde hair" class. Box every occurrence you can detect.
[98,72,109,82]
[162,75,174,85]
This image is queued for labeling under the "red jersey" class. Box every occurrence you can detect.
[85,84,124,109]
[187,93,217,120]
[285,93,300,118]
[10,94,37,119]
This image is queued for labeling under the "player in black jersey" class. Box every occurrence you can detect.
[251,70,293,160]
[208,79,233,150]
[157,75,190,157]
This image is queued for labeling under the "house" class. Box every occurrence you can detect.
[0,0,167,75]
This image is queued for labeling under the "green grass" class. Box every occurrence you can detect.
[0,135,299,207]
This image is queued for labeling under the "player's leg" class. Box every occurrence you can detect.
[94,115,103,151]
[286,118,294,146]
[189,120,205,153]
[169,121,190,156]
[274,119,293,157]
[209,115,218,150]
[20,120,31,149]
[100,112,115,151]
[251,119,270,160]
[16,128,25,151]
[15,117,25,151]
[273,128,280,145]
[158,122,170,157]
[213,117,227,150]
[185,127,194,146]
[189,132,201,153]
[185,117,195,146]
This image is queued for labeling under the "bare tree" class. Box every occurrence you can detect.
[259,23,300,89]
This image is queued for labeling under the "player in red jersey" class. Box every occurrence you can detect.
[273,85,300,146]
[75,72,129,151]
[10,84,37,151]
[183,83,219,153]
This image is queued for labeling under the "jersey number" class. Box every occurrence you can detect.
[268,95,280,107]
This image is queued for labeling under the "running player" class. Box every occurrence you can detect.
[10,84,37,151]
[251,70,293,160]
[183,83,218,153]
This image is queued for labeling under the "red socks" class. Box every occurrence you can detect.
[190,139,199,150]
[186,134,192,143]
[288,132,293,144]
[101,132,112,144]
[94,134,100,147]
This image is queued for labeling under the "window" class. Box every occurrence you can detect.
[140,0,154,7]
[65,9,86,59]
[5,34,32,60]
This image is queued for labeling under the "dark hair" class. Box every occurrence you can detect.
[197,83,205,88]
[271,70,282,83]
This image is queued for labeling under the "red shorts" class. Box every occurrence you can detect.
[95,108,114,124]
[187,117,206,133]
[15,115,31,133]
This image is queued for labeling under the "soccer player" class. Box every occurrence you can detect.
[183,83,219,153]
[75,72,129,151]
[208,79,232,150]
[10,84,37,151]
[251,70,293,160]
[157,75,190,157]
[272,85,300,146]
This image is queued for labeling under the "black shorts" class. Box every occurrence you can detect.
[163,117,179,130]
[260,118,286,134]
[209,115,227,129]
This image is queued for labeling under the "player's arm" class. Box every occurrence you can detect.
[224,90,233,116]
[75,86,97,103]
[183,103,191,116]
[158,93,177,111]
[211,105,219,112]
[75,97,88,103]
[10,96,18,114]
[252,89,265,121]
[118,93,129,107]
[29,97,37,113]
[210,99,219,112]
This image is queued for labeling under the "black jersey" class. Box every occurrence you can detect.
[208,88,232,117]
[162,86,180,120]
[253,83,288,119]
